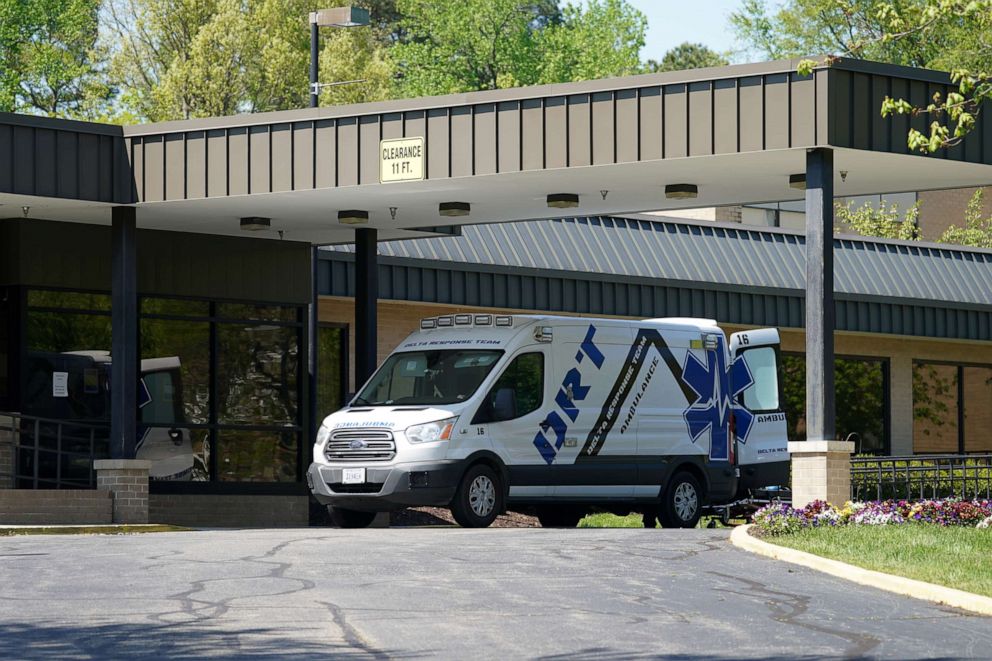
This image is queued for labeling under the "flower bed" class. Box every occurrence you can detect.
[752,498,992,536]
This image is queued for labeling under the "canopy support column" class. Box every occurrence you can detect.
[110,206,138,459]
[791,147,852,508]
[355,228,378,387]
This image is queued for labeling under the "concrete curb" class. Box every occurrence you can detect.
[730,524,992,617]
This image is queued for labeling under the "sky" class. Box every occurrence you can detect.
[625,0,748,64]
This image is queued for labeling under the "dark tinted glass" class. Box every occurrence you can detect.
[483,352,545,421]
[142,297,210,317]
[317,325,347,422]
[781,355,887,453]
[217,303,298,322]
[217,323,299,424]
[216,429,298,482]
[23,311,112,420]
[28,290,111,311]
[140,319,210,424]
[964,366,992,452]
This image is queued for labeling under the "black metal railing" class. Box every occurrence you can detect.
[851,454,992,501]
[0,412,110,489]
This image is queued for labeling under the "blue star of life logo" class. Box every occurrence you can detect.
[681,348,755,461]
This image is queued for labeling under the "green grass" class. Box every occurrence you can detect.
[0,524,189,536]
[768,525,992,598]
[578,513,646,528]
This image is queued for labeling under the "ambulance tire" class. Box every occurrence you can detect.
[450,464,503,528]
[328,506,378,529]
[535,506,585,528]
[658,471,703,529]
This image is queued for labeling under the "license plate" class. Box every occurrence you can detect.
[342,468,366,484]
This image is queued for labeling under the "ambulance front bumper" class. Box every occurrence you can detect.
[307,460,462,511]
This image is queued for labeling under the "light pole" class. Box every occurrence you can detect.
[307,7,371,448]
[309,6,370,108]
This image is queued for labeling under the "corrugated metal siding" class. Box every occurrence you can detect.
[0,113,133,203]
[327,216,992,308]
[320,216,992,341]
[828,64,990,162]
[123,63,826,202]
[319,252,990,340]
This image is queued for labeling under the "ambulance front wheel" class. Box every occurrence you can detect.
[450,464,503,528]
[659,471,703,529]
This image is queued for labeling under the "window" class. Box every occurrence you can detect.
[216,429,298,482]
[317,324,348,422]
[357,350,503,406]
[140,319,209,425]
[914,362,992,454]
[780,354,888,453]
[738,347,779,412]
[217,323,299,425]
[0,289,10,404]
[474,352,545,423]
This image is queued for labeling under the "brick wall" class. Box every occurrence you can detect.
[0,415,14,489]
[320,297,992,456]
[917,185,992,240]
[149,494,310,528]
[0,489,112,525]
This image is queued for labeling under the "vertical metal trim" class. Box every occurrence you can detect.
[110,206,138,459]
[183,133,188,200]
[208,300,218,481]
[957,364,965,453]
[312,120,317,189]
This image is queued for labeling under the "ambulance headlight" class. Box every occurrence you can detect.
[316,424,331,447]
[405,417,458,444]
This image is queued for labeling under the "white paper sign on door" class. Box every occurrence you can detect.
[53,372,69,398]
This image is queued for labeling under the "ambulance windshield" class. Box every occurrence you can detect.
[354,350,503,406]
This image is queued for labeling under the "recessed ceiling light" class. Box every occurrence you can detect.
[789,174,806,190]
[338,210,369,225]
[665,184,698,200]
[547,193,579,209]
[240,216,271,231]
[439,201,470,217]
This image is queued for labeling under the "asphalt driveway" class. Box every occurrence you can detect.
[0,528,989,659]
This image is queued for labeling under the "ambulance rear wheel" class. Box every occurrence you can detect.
[328,507,377,529]
[535,506,584,528]
[450,464,503,528]
[659,472,703,529]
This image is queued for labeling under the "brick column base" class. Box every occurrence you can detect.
[788,441,854,509]
[94,459,151,524]
[0,416,15,489]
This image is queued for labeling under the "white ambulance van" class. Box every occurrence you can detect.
[308,315,789,528]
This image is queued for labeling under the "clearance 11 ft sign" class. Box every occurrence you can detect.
[379,137,424,183]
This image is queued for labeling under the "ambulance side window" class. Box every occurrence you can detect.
[474,353,545,423]
[738,347,780,412]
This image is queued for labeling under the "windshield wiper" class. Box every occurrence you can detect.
[350,396,373,406]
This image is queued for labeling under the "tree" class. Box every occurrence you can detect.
[535,0,646,84]
[641,42,729,74]
[106,0,393,121]
[732,1,992,154]
[835,190,992,248]
[390,0,645,97]
[835,199,922,241]
[0,0,111,117]
[939,189,992,248]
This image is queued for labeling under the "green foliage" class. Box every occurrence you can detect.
[0,0,111,117]
[391,0,645,97]
[938,189,992,248]
[641,42,729,73]
[834,189,992,248]
[835,199,922,241]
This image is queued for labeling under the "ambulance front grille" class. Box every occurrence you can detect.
[325,429,395,462]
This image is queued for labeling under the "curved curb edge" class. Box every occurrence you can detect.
[730,524,992,618]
